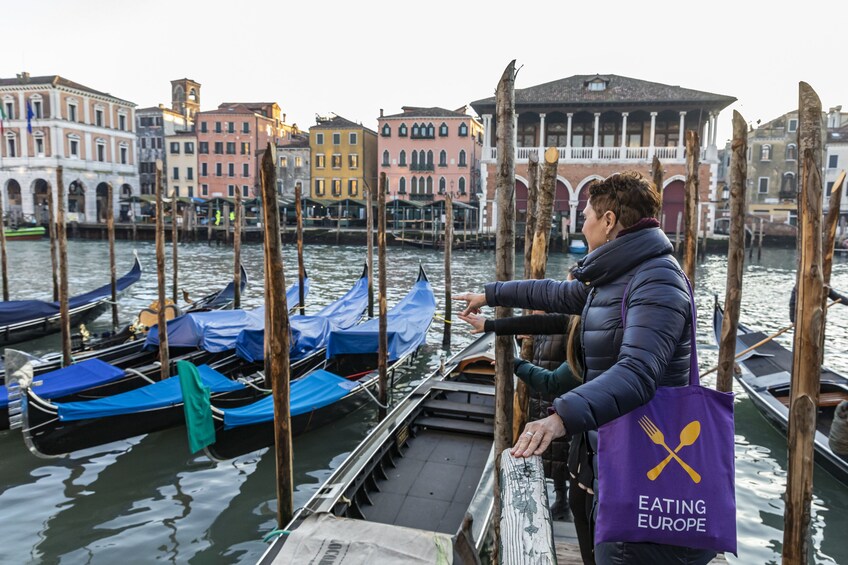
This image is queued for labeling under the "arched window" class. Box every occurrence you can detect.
[439,177,446,194]
[781,172,796,195]
[439,123,448,136]
[458,177,466,194]
[381,123,391,137]
[439,150,447,166]
[427,123,435,137]
[458,123,468,137]
[411,150,419,168]
[426,150,433,167]
[399,123,407,137]
[760,144,771,161]
[786,144,797,161]
[382,149,390,166]
[411,176,418,194]
[412,123,420,137]
[399,150,406,166]
[426,177,433,194]
[459,150,467,167]
[399,176,406,194]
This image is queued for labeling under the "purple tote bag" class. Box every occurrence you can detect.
[595,275,737,555]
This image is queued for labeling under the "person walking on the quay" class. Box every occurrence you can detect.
[457,172,717,564]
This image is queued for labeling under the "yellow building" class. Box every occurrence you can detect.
[309,114,377,200]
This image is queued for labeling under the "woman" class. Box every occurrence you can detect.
[460,309,580,519]
[457,172,715,565]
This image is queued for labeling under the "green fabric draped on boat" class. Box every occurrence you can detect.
[177,361,215,453]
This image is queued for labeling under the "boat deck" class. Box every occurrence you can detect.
[364,426,492,532]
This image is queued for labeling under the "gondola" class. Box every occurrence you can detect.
[258,332,500,565]
[16,272,365,457]
[0,255,142,347]
[1,277,306,432]
[0,264,251,381]
[713,299,848,485]
[192,265,437,461]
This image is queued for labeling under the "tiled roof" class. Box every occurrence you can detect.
[310,114,377,135]
[470,74,735,111]
[0,74,134,105]
[382,106,469,119]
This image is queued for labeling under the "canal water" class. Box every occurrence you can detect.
[0,239,846,564]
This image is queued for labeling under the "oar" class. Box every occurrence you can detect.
[702,298,842,378]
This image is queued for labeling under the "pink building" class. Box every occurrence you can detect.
[377,107,483,203]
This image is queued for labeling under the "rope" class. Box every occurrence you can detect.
[433,313,453,324]
[352,380,390,409]
[262,529,291,543]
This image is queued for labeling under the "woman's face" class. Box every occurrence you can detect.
[581,199,613,252]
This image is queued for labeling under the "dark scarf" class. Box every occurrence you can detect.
[616,217,660,239]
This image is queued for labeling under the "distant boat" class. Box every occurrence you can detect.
[568,239,588,255]
[4,226,45,240]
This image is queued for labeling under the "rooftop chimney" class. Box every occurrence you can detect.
[380,108,384,117]
[17,72,30,83]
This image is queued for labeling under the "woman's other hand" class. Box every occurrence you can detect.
[510,414,566,458]
[454,292,486,316]
[458,312,487,334]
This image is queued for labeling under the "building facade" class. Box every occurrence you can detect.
[470,74,735,234]
[164,131,198,198]
[277,131,310,198]
[745,106,848,223]
[136,105,189,195]
[0,72,138,224]
[309,115,377,200]
[377,106,483,204]
[196,102,293,199]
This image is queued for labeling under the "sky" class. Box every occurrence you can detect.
[4,0,845,146]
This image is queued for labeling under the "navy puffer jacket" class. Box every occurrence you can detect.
[484,227,692,436]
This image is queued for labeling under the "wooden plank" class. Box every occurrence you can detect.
[429,381,496,396]
[423,399,495,417]
[498,452,556,564]
[416,416,493,436]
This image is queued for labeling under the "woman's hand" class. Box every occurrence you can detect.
[454,292,486,316]
[510,414,566,458]
[458,312,487,334]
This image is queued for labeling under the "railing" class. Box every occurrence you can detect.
[481,144,711,163]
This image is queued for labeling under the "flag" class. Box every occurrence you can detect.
[0,104,5,136]
[26,101,33,134]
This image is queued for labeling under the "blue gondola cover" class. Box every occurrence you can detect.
[0,258,142,327]
[56,364,243,422]
[325,278,435,361]
[235,275,369,362]
[221,369,359,429]
[143,279,308,351]
[1,359,125,409]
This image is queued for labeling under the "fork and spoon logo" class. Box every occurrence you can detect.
[638,416,702,484]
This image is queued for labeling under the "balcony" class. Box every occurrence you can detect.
[484,145,707,163]
[409,163,435,172]
[408,193,433,201]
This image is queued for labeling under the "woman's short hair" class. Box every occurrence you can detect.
[588,172,661,229]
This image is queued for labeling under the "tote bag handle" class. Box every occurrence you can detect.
[621,268,699,386]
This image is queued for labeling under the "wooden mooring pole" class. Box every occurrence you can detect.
[514,151,539,439]
[682,130,700,284]
[443,194,453,349]
[0,177,8,301]
[651,154,664,210]
[377,172,388,420]
[260,144,294,528]
[155,162,170,381]
[107,182,118,329]
[206,204,213,245]
[56,167,72,367]
[783,82,824,565]
[296,183,305,316]
[675,211,682,255]
[717,111,748,393]
[366,180,374,318]
[171,194,179,305]
[233,185,242,309]
[494,60,517,558]
[47,180,58,301]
